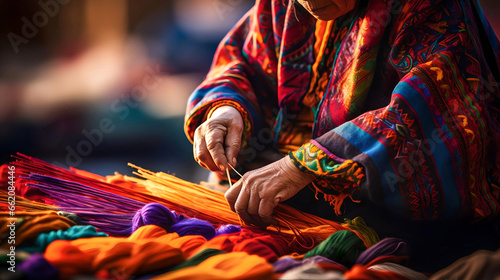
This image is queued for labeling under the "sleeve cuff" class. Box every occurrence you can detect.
[288,140,366,215]
[185,99,252,149]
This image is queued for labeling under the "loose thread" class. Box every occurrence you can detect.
[226,168,233,189]
[227,164,243,178]
[225,166,244,226]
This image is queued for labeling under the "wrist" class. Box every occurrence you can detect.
[281,156,316,185]
[207,105,242,121]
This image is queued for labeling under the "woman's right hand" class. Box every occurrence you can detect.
[193,106,244,172]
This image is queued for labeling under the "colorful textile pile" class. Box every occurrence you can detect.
[0,154,473,279]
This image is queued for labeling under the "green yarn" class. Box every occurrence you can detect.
[304,230,366,268]
[20,225,108,253]
[342,217,380,247]
[168,249,226,272]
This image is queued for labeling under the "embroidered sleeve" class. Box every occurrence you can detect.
[289,140,365,215]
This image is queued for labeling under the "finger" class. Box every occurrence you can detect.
[224,122,243,166]
[206,126,228,171]
[233,185,253,226]
[259,197,280,226]
[247,191,267,228]
[194,133,219,171]
[224,179,243,212]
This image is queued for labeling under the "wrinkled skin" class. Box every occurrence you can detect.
[224,156,315,228]
[193,106,315,227]
[193,106,243,172]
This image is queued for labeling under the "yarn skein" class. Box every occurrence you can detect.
[304,230,366,268]
[18,253,59,280]
[20,225,108,253]
[132,203,177,232]
[355,238,408,265]
[170,218,216,240]
[215,224,241,236]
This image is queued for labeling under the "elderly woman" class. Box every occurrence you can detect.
[185,0,500,271]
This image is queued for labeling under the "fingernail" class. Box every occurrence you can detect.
[219,164,225,171]
[232,158,237,166]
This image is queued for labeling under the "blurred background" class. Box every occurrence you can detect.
[0,0,498,182]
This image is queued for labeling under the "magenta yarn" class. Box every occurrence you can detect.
[170,218,216,240]
[215,224,241,236]
[19,253,59,280]
[132,203,176,232]
[355,237,408,265]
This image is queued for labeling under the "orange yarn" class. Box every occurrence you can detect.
[168,235,208,258]
[44,240,93,280]
[153,251,274,280]
[0,211,74,249]
[44,225,196,279]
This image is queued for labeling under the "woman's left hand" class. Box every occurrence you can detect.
[224,156,315,228]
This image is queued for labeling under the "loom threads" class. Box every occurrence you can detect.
[132,203,177,232]
[170,218,216,240]
[304,230,366,268]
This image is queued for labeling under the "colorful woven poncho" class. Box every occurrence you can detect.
[184,0,500,222]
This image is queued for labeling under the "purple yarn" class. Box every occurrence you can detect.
[215,224,241,236]
[132,203,176,232]
[355,237,408,265]
[19,253,59,280]
[273,256,344,273]
[273,257,302,273]
[172,211,186,223]
[170,218,216,240]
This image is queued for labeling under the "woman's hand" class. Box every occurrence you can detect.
[225,156,315,228]
[193,106,243,172]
